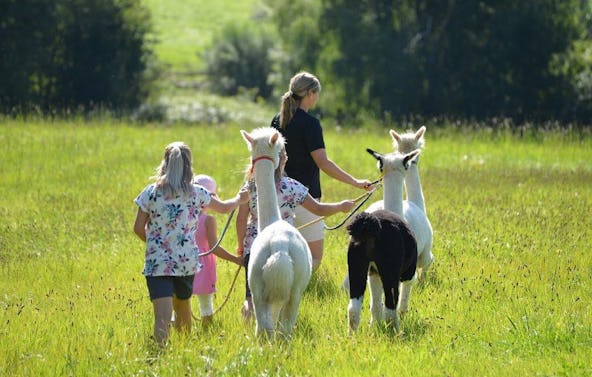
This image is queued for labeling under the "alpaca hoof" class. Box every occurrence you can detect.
[385,308,399,329]
[397,308,408,319]
[241,300,253,321]
[348,315,360,332]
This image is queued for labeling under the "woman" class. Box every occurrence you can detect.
[270,71,371,271]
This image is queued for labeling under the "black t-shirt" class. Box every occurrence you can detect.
[271,108,325,198]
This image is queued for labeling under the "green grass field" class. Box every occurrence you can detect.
[142,0,259,72]
[1,0,591,375]
[1,119,590,376]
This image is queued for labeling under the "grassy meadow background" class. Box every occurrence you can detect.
[1,0,592,375]
[1,119,590,376]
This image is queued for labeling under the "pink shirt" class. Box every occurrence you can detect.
[193,213,217,294]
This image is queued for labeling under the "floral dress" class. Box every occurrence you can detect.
[134,183,211,277]
[241,176,308,256]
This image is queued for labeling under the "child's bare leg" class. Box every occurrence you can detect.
[152,297,173,347]
[172,296,192,334]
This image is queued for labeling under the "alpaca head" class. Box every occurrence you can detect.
[366,148,421,179]
[390,126,426,156]
[347,211,382,249]
[241,127,286,170]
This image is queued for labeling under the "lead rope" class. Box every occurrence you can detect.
[324,183,381,230]
[198,208,236,258]
[193,190,242,321]
[192,264,242,321]
[296,176,383,231]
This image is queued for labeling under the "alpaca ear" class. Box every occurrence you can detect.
[366,148,383,161]
[269,130,279,146]
[240,130,254,145]
[389,129,402,145]
[366,148,384,171]
[403,149,421,169]
[415,126,426,141]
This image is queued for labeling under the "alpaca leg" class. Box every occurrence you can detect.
[417,248,434,283]
[397,279,416,316]
[384,308,400,333]
[341,274,350,293]
[253,298,274,338]
[278,295,302,336]
[418,257,433,282]
[348,297,363,332]
[368,272,384,324]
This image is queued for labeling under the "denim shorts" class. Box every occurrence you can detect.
[145,275,194,300]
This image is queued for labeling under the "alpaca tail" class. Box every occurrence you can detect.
[261,250,294,302]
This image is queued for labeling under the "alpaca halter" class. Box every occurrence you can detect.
[250,155,275,173]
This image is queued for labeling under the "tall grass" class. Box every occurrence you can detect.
[1,119,591,376]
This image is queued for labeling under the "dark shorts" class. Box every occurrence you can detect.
[145,275,194,300]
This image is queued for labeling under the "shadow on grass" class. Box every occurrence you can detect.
[304,270,341,300]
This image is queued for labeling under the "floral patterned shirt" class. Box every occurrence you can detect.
[241,176,308,256]
[134,183,212,276]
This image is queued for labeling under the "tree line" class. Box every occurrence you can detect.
[0,0,154,114]
[260,0,592,124]
[2,0,592,125]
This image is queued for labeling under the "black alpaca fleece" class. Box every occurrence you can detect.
[346,210,417,311]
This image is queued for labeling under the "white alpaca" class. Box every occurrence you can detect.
[391,127,427,211]
[390,127,434,277]
[365,146,431,321]
[241,127,312,338]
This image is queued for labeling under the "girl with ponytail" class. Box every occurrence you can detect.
[133,141,247,347]
[271,72,372,271]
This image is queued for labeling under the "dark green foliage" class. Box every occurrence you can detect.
[0,0,155,113]
[204,23,276,100]
[268,0,592,124]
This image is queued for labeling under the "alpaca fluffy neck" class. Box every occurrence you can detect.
[405,164,425,212]
[382,172,404,216]
[253,160,281,230]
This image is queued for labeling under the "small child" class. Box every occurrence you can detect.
[235,146,355,319]
[192,175,243,327]
[133,141,248,347]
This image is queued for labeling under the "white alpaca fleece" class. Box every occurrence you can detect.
[261,249,294,301]
[348,297,363,332]
[242,127,312,339]
[366,148,433,315]
[248,213,311,338]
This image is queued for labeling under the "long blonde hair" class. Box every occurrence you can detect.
[153,141,194,197]
[279,71,321,130]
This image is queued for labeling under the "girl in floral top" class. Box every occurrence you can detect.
[134,141,247,347]
[235,145,355,319]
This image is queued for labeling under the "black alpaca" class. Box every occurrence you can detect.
[346,209,417,332]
